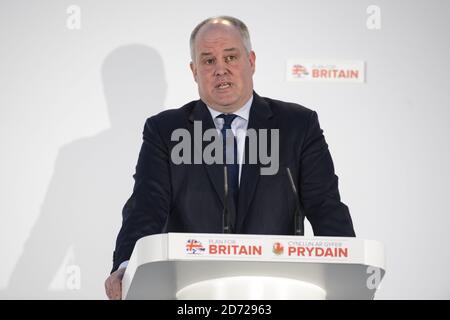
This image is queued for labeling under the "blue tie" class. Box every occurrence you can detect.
[217,114,239,213]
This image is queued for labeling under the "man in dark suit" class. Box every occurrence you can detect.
[105,16,355,300]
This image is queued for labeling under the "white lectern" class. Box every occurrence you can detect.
[122,233,385,300]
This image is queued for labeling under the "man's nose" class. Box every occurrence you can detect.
[214,59,228,76]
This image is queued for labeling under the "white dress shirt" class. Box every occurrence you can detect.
[117,96,253,271]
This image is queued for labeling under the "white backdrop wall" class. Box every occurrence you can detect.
[1,0,449,299]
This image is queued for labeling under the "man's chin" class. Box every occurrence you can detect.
[209,97,236,107]
[215,103,241,112]
[201,92,246,111]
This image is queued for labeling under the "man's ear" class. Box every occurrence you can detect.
[190,62,198,83]
[249,51,256,75]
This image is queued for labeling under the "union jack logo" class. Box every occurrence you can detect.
[291,64,309,78]
[185,239,206,254]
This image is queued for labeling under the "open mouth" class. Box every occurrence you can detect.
[216,82,232,89]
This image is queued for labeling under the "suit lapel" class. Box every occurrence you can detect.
[236,93,274,232]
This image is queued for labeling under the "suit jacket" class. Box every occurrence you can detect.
[112,92,355,272]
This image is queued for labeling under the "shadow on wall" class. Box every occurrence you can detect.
[3,44,167,299]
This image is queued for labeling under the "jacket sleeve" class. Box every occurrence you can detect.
[111,117,171,272]
[299,111,356,237]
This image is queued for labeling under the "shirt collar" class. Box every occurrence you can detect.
[205,95,253,122]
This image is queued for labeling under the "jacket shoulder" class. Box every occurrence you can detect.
[258,96,318,131]
[261,96,315,119]
[143,100,197,131]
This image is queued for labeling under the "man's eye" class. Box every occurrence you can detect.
[205,59,214,65]
[225,56,237,63]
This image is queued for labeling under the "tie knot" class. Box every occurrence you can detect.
[217,114,238,128]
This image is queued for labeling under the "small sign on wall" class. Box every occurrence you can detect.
[286,59,365,83]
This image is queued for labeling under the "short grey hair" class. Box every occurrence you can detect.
[190,16,252,61]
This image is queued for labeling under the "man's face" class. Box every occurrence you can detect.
[190,23,256,113]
